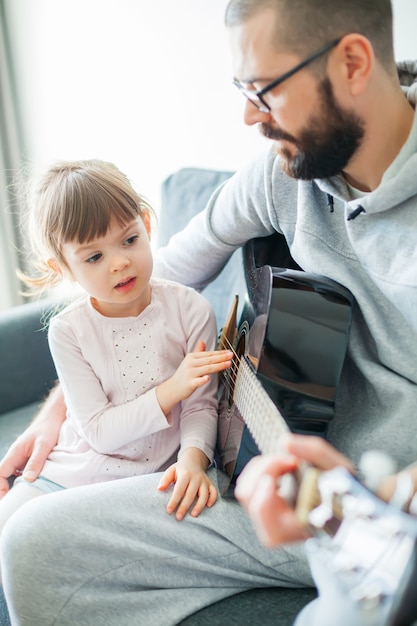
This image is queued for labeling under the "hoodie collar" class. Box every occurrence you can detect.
[398,60,417,107]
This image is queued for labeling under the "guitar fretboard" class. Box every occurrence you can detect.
[233,356,290,455]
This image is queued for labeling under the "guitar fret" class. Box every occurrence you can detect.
[234,357,290,455]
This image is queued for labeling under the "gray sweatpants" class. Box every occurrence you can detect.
[0,469,313,625]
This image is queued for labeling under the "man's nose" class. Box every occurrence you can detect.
[243,100,272,126]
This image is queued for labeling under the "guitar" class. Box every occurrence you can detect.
[216,232,353,481]
[216,234,417,626]
[300,466,417,626]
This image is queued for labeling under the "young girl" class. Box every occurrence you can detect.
[0,159,233,534]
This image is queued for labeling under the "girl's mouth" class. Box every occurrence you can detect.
[115,277,136,293]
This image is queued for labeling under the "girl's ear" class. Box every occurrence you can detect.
[48,257,76,283]
[47,258,63,275]
[142,211,152,239]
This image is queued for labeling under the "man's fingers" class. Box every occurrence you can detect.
[241,472,308,546]
[0,444,28,479]
[287,435,354,472]
[0,477,11,499]
[21,440,52,481]
[235,454,298,507]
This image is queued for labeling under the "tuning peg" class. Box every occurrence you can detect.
[358,450,398,492]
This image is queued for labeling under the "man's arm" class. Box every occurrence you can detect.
[0,383,66,497]
[153,152,277,288]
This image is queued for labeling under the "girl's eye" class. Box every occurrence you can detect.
[86,253,102,264]
[124,235,139,246]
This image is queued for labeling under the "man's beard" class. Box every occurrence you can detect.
[260,77,365,180]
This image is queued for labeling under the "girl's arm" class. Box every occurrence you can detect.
[157,291,226,519]
[48,300,230,456]
[49,318,175,453]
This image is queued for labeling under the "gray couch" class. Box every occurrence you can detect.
[0,167,316,625]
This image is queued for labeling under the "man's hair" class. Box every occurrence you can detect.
[225,0,395,69]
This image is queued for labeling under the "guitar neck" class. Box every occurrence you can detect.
[233,356,291,455]
[233,355,312,511]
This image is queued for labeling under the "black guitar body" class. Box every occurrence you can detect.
[217,232,353,481]
[216,234,417,625]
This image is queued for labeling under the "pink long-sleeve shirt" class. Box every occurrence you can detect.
[41,278,219,488]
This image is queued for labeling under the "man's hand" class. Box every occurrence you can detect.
[0,384,66,498]
[235,434,354,547]
[157,447,217,521]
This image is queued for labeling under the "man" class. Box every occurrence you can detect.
[1,0,417,624]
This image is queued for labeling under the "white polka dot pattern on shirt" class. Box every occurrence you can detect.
[112,322,160,402]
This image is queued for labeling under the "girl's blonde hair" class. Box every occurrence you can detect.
[19,159,154,295]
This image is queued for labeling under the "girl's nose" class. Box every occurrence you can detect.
[111,254,130,272]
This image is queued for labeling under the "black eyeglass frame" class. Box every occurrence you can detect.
[233,37,342,113]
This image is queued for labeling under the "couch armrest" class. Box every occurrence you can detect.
[0,298,58,416]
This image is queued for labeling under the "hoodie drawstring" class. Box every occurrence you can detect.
[326,193,334,213]
[347,205,366,221]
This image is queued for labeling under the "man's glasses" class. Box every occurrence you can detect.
[233,37,342,113]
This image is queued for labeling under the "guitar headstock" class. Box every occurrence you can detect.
[296,467,417,625]
[217,294,238,353]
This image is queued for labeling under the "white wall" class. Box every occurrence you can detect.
[6,0,265,219]
[393,0,416,60]
[1,0,416,310]
[6,0,415,215]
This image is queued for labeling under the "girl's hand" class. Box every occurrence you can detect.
[156,340,233,416]
[157,447,217,521]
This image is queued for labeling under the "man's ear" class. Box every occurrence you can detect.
[142,211,152,239]
[330,34,374,97]
[47,258,62,275]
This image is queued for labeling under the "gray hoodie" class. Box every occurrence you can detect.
[155,65,417,469]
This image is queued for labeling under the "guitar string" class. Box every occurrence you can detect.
[219,333,241,396]
[219,335,287,455]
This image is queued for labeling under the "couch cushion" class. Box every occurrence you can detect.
[158,167,235,245]
[179,587,317,625]
[0,299,57,415]
[158,167,246,329]
[0,402,40,459]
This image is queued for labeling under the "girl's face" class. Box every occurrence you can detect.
[56,213,153,317]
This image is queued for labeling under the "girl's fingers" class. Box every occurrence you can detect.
[166,477,215,520]
[206,483,218,508]
[173,481,201,520]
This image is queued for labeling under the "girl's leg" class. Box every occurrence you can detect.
[1,469,313,626]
